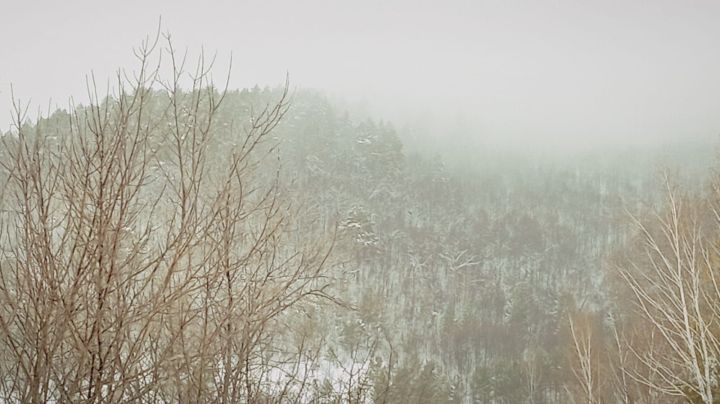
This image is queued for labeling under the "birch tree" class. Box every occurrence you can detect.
[617,177,720,403]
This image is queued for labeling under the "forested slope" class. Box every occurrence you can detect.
[1,76,716,402]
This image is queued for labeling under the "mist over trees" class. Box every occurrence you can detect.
[1,32,720,403]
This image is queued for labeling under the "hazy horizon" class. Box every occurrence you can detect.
[3,0,720,150]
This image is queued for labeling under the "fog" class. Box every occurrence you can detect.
[4,0,720,150]
[4,2,720,403]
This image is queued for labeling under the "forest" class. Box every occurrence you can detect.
[2,32,720,404]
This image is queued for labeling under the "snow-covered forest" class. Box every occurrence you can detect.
[3,2,720,403]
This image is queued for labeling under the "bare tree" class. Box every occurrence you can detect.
[566,313,600,404]
[0,31,337,403]
[615,175,720,403]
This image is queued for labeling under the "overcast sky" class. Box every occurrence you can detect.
[2,0,720,149]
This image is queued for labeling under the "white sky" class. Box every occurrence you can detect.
[2,0,720,148]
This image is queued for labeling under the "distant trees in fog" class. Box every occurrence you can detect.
[2,30,720,403]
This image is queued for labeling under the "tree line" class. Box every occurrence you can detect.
[0,33,718,403]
